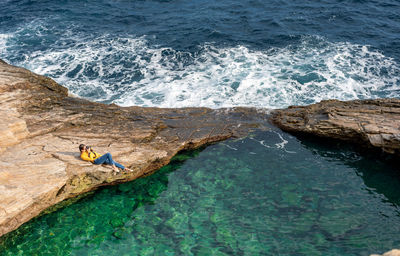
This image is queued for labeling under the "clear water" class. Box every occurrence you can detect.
[1,1,400,255]
[1,130,400,255]
[1,0,400,108]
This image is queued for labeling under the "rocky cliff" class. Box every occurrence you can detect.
[1,59,400,238]
[270,99,400,156]
[0,60,269,237]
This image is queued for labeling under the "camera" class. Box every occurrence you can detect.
[86,146,92,151]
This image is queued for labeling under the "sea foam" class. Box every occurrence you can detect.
[2,26,399,109]
[0,34,10,56]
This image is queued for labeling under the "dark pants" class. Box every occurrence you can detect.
[93,153,125,170]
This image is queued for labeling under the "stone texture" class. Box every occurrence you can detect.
[2,58,400,240]
[270,99,400,155]
[0,59,269,237]
[371,249,400,256]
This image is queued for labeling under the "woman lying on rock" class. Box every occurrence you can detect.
[79,144,132,173]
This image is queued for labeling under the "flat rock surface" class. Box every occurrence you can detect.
[270,99,400,155]
[0,60,269,237]
[2,58,400,239]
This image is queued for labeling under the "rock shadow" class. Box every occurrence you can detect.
[296,135,400,207]
[56,151,81,160]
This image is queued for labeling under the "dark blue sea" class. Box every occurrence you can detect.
[0,0,399,108]
[1,1,400,255]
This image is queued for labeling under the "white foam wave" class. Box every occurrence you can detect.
[249,131,296,153]
[0,33,10,57]
[2,24,400,109]
[274,132,296,154]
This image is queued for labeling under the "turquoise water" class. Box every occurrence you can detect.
[1,130,400,255]
[1,1,400,255]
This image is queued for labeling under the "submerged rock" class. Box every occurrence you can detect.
[0,60,269,237]
[270,99,400,156]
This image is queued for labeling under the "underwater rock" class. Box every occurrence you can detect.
[270,99,400,156]
[0,60,269,237]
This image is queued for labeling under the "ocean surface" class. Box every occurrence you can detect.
[1,0,400,255]
[0,0,399,108]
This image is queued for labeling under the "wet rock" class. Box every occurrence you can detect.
[270,99,400,156]
[0,60,269,237]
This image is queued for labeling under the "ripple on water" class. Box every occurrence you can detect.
[1,131,400,255]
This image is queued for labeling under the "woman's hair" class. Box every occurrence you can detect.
[79,144,85,151]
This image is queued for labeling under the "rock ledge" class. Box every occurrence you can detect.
[2,59,400,239]
[270,99,400,156]
[0,60,268,237]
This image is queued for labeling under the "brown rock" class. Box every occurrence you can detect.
[371,249,400,256]
[270,99,400,155]
[0,60,269,237]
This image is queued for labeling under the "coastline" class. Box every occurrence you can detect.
[0,59,270,237]
[271,98,400,156]
[1,59,399,239]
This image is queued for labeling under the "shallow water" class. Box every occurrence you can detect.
[1,130,400,255]
[1,2,400,254]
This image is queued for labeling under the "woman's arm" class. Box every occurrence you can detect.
[81,151,96,162]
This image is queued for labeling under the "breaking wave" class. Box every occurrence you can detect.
[1,22,399,109]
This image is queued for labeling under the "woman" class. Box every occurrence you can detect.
[79,144,132,173]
